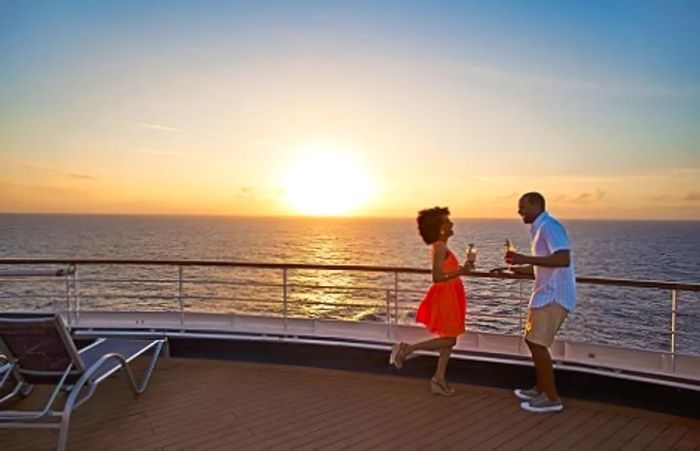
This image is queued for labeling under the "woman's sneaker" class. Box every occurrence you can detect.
[513,386,540,400]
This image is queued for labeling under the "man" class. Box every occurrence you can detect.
[495,192,576,413]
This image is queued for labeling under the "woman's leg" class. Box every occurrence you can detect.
[398,337,456,370]
[434,342,455,381]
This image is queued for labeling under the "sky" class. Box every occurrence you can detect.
[1,1,699,219]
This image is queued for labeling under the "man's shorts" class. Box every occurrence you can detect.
[524,302,568,348]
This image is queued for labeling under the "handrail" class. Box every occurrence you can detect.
[0,265,75,278]
[1,258,699,291]
[1,258,699,358]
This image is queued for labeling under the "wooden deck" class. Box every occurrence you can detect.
[2,358,699,451]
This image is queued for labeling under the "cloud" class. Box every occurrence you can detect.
[0,180,92,212]
[136,147,184,156]
[472,173,667,185]
[568,190,604,204]
[651,195,670,201]
[252,140,286,151]
[494,191,517,200]
[683,192,700,202]
[22,164,97,180]
[570,193,592,204]
[460,64,700,99]
[134,122,184,133]
[670,168,700,179]
[473,175,521,183]
[235,187,256,200]
[0,180,87,195]
[69,173,98,180]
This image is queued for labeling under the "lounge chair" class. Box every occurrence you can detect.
[0,315,166,451]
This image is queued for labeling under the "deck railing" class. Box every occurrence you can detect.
[1,258,699,357]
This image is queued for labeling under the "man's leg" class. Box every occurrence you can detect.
[526,338,559,401]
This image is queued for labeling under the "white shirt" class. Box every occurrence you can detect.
[529,212,576,311]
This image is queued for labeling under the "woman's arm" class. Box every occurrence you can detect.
[432,243,469,283]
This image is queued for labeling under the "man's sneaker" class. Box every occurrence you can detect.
[513,386,540,401]
[520,394,564,413]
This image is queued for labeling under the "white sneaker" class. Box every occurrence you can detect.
[520,394,563,413]
[513,386,540,401]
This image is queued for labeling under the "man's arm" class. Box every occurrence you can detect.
[511,265,534,275]
[511,250,570,268]
[489,265,533,275]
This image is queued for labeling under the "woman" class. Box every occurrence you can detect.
[390,207,470,395]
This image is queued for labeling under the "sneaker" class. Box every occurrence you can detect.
[520,394,563,413]
[513,386,540,401]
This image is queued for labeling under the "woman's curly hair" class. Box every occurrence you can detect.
[417,207,450,244]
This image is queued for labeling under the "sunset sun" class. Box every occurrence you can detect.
[283,152,373,216]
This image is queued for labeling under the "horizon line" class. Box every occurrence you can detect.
[1,211,699,222]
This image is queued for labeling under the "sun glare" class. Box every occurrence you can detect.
[283,152,373,216]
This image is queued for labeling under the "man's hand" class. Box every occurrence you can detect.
[508,250,570,268]
[507,252,529,265]
[491,265,534,276]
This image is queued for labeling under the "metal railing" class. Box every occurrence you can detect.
[1,258,699,357]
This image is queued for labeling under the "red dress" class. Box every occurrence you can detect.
[416,243,467,338]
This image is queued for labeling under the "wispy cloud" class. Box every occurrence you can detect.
[252,140,289,152]
[22,164,97,180]
[472,172,670,185]
[570,193,592,204]
[69,174,97,180]
[494,191,518,200]
[683,192,700,202]
[567,189,605,205]
[235,187,256,200]
[670,168,700,179]
[473,175,522,183]
[136,147,184,156]
[134,122,184,133]
[460,64,700,99]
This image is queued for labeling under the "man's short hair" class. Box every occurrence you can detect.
[521,192,546,210]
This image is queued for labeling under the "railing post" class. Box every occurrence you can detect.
[518,280,524,332]
[671,289,678,362]
[386,289,391,338]
[394,272,399,328]
[74,265,80,324]
[65,269,71,317]
[178,266,184,326]
[283,268,288,331]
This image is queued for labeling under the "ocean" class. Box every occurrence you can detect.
[1,214,699,355]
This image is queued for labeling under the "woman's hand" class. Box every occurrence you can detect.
[459,262,474,275]
[489,266,509,274]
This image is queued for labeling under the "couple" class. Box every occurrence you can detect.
[390,192,576,413]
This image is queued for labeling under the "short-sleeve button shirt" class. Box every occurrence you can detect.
[529,212,576,311]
